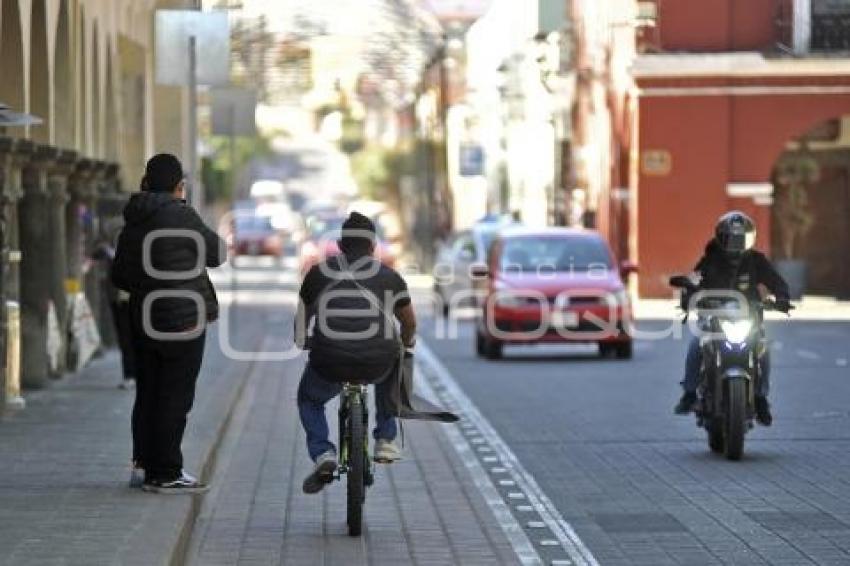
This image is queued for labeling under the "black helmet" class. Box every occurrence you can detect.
[715,210,756,256]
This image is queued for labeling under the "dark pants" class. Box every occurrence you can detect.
[131,330,206,482]
[109,301,136,380]
[682,336,770,397]
[297,363,397,461]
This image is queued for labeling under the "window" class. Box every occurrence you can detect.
[499,236,612,273]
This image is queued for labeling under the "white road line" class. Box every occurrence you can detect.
[796,349,821,361]
[417,340,600,566]
[837,358,848,367]
[415,371,543,565]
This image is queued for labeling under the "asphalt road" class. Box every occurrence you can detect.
[419,312,850,565]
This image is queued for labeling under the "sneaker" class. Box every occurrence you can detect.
[118,378,135,390]
[755,396,773,427]
[674,391,697,415]
[142,470,209,494]
[373,439,402,464]
[129,466,145,489]
[302,450,337,494]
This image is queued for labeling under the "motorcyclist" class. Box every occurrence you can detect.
[294,212,416,494]
[673,211,792,426]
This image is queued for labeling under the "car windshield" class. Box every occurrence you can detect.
[235,215,274,233]
[499,236,612,272]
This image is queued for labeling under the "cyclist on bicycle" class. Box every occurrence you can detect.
[295,212,416,494]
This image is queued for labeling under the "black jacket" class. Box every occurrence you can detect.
[694,240,790,304]
[112,192,225,333]
[298,253,410,383]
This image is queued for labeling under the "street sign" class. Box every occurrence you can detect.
[460,144,485,177]
[641,149,672,176]
[155,10,230,86]
[211,88,257,137]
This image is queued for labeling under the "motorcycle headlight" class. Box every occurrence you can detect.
[720,320,753,344]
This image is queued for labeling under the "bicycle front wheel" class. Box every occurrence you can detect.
[346,394,366,536]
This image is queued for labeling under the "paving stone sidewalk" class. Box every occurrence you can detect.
[187,344,521,566]
[0,321,262,566]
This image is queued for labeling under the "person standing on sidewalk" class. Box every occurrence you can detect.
[92,227,136,390]
[112,154,225,494]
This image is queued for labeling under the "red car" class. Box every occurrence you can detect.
[299,215,397,275]
[232,215,285,257]
[473,227,636,360]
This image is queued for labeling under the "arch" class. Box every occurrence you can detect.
[91,21,101,156]
[104,39,118,161]
[78,4,88,151]
[29,0,50,143]
[731,93,850,183]
[54,0,75,149]
[0,0,25,122]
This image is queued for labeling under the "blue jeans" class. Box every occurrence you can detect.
[681,336,770,397]
[297,363,398,461]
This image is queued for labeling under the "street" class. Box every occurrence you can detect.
[417,312,850,565]
[193,259,850,565]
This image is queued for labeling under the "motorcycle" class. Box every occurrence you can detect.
[669,275,790,460]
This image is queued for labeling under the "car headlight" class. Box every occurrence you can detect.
[494,293,527,307]
[607,289,630,306]
[720,319,753,344]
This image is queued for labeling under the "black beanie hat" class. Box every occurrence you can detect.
[339,211,376,253]
[142,153,184,192]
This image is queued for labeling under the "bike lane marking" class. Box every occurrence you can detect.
[416,339,600,566]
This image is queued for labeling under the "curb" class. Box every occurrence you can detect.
[168,354,258,566]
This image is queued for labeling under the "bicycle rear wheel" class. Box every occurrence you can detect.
[346,394,366,536]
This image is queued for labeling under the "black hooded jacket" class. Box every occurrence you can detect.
[694,240,790,304]
[112,192,225,334]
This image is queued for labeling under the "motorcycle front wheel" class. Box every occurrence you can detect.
[724,379,747,461]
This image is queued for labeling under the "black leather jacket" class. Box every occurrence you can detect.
[691,240,791,308]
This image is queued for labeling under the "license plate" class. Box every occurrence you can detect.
[551,311,579,328]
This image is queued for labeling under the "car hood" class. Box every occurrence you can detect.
[495,270,624,294]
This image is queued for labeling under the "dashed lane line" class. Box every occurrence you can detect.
[417,340,600,566]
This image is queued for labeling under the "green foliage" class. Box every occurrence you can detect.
[202,135,273,203]
[350,145,413,201]
[773,152,819,259]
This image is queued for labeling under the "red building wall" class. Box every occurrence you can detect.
[634,89,850,297]
[656,0,790,52]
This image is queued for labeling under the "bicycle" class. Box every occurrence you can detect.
[336,381,375,536]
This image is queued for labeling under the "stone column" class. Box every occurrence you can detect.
[18,144,54,389]
[46,151,76,375]
[0,138,27,405]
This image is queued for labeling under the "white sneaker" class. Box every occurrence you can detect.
[373,439,402,463]
[118,379,135,390]
[302,450,337,494]
[142,470,209,494]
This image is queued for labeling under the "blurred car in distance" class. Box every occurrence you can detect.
[434,215,518,315]
[232,214,285,257]
[299,212,397,275]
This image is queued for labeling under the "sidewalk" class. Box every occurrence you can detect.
[187,339,521,566]
[0,321,263,566]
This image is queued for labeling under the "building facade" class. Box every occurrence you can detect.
[0,0,195,404]
[572,0,850,298]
